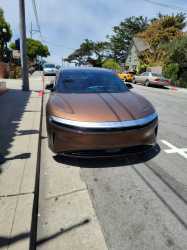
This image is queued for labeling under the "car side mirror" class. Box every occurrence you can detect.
[45,83,54,91]
[126,83,133,89]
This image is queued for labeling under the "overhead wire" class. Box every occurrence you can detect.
[143,0,187,13]
[31,0,43,40]
[31,0,76,52]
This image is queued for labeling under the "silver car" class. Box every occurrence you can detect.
[133,72,171,87]
[43,63,58,76]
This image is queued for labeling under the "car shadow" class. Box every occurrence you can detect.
[149,85,170,90]
[53,144,160,168]
[133,82,170,90]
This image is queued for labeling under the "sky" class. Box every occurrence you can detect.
[1,0,187,64]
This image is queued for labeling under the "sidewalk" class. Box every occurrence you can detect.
[0,77,43,249]
[0,80,7,96]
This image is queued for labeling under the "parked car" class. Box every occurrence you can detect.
[46,67,158,156]
[133,72,171,87]
[43,63,58,76]
[118,71,134,82]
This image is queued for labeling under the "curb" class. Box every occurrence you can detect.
[30,89,44,249]
[0,89,8,96]
[0,81,7,96]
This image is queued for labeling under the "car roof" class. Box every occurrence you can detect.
[59,67,115,74]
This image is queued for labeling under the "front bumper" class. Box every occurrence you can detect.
[46,113,158,153]
[43,71,57,76]
[150,80,170,86]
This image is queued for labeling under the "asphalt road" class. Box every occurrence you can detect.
[37,79,187,250]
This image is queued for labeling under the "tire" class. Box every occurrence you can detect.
[132,78,136,84]
[144,79,150,87]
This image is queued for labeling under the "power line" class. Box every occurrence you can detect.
[30,1,78,53]
[31,0,43,40]
[143,0,187,13]
[30,0,74,51]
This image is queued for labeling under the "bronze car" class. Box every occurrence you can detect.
[46,68,158,155]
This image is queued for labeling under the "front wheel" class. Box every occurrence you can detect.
[144,80,150,87]
[132,78,136,84]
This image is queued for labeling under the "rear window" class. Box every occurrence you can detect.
[44,64,55,68]
[55,70,128,94]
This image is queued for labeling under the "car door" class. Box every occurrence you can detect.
[138,72,148,84]
[135,73,143,83]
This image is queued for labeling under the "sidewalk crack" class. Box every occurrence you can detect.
[45,188,86,200]
[0,191,34,198]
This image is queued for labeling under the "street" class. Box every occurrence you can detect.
[37,79,187,250]
[1,1,187,249]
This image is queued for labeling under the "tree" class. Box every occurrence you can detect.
[138,13,186,64]
[163,35,187,65]
[102,59,121,71]
[163,63,179,82]
[10,38,50,61]
[162,35,187,87]
[0,8,12,61]
[65,39,110,67]
[108,16,148,63]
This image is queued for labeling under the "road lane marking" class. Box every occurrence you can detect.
[161,140,187,159]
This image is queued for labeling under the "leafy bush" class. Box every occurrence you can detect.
[178,71,187,88]
[10,38,50,61]
[102,59,121,71]
[9,64,21,79]
[163,63,179,82]
[0,8,12,61]
[137,62,148,74]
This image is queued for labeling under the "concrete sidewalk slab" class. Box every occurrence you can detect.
[0,76,43,92]
[0,90,41,195]
[0,77,42,249]
[8,194,33,250]
[37,191,107,250]
[37,96,108,250]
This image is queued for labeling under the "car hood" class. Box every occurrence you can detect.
[47,91,155,122]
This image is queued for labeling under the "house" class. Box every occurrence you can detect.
[125,37,150,71]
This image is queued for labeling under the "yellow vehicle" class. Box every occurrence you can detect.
[118,71,134,82]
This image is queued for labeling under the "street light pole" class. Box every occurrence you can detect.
[19,0,29,91]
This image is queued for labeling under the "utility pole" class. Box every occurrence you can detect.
[19,0,29,91]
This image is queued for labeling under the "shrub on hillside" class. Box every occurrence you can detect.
[163,63,179,82]
[102,59,121,71]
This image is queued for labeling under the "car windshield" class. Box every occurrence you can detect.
[44,64,55,68]
[56,70,129,93]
